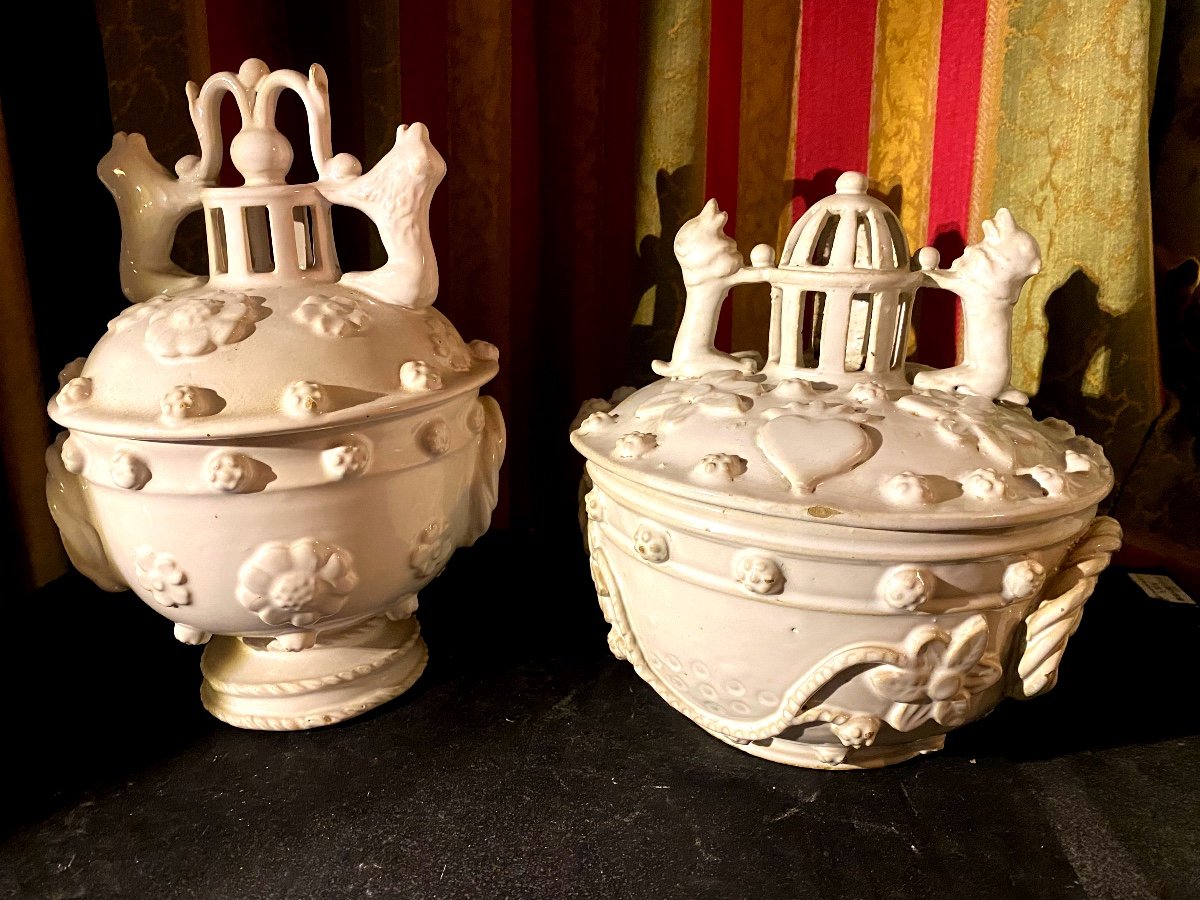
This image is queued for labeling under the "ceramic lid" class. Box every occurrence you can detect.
[48,59,497,441]
[572,174,1113,531]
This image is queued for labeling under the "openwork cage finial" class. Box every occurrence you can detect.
[97,59,446,309]
[655,172,1041,403]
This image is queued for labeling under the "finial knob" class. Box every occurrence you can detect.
[835,171,869,194]
[750,243,775,268]
[230,127,294,186]
[917,246,940,271]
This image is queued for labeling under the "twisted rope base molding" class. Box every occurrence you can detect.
[199,615,428,731]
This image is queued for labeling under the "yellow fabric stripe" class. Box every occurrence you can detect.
[976,0,1160,478]
[631,0,711,337]
[730,0,803,355]
[866,0,944,252]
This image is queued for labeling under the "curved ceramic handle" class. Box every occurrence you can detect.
[45,435,127,592]
[98,133,205,302]
[1009,516,1122,699]
[321,123,447,308]
[912,209,1041,404]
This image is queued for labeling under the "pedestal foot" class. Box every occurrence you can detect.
[707,729,945,770]
[199,616,428,731]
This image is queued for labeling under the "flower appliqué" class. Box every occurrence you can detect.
[830,714,881,750]
[576,411,617,435]
[692,453,748,483]
[144,293,264,358]
[734,553,785,595]
[236,538,358,627]
[283,381,330,417]
[868,615,1002,731]
[962,467,1008,501]
[110,449,151,490]
[879,566,933,610]
[206,452,253,492]
[160,385,219,420]
[418,419,451,456]
[848,380,889,405]
[425,315,473,371]
[1002,558,1046,601]
[107,297,168,333]
[1018,464,1068,498]
[633,523,669,563]
[135,547,191,608]
[321,440,371,480]
[633,370,760,430]
[410,520,454,579]
[584,489,603,522]
[882,471,934,507]
[896,389,1051,469]
[60,435,86,474]
[613,432,657,459]
[294,294,370,338]
[399,360,443,392]
[57,377,93,410]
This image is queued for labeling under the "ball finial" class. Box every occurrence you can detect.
[750,243,775,268]
[917,246,941,271]
[835,171,869,194]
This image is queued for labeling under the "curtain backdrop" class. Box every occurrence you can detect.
[1,0,1193,596]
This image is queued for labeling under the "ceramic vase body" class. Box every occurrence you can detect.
[45,60,504,730]
[572,173,1119,768]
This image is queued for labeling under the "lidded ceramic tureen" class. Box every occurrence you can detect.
[45,59,504,730]
[572,172,1120,768]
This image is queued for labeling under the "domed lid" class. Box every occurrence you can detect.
[49,60,497,441]
[572,176,1113,531]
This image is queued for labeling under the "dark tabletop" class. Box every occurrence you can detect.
[3,532,1198,899]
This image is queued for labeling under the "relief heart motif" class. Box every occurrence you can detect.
[757,415,874,493]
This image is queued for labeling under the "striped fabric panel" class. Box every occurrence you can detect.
[791,0,879,222]
[706,0,743,350]
[729,0,802,356]
[921,0,989,366]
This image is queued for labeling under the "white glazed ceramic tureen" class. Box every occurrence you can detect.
[45,60,504,730]
[572,172,1121,769]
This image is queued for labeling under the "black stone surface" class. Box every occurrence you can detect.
[3,533,1198,899]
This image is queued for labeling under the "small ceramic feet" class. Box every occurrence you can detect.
[173,623,212,645]
[708,729,945,770]
[199,615,428,730]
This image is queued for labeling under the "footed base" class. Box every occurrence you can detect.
[199,615,427,731]
[709,729,945,770]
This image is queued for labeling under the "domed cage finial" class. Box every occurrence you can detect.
[653,172,1041,403]
[97,59,447,309]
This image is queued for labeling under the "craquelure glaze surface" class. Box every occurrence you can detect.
[45,60,505,731]
[572,173,1120,769]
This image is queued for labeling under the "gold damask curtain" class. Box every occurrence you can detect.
[1,0,1195,596]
